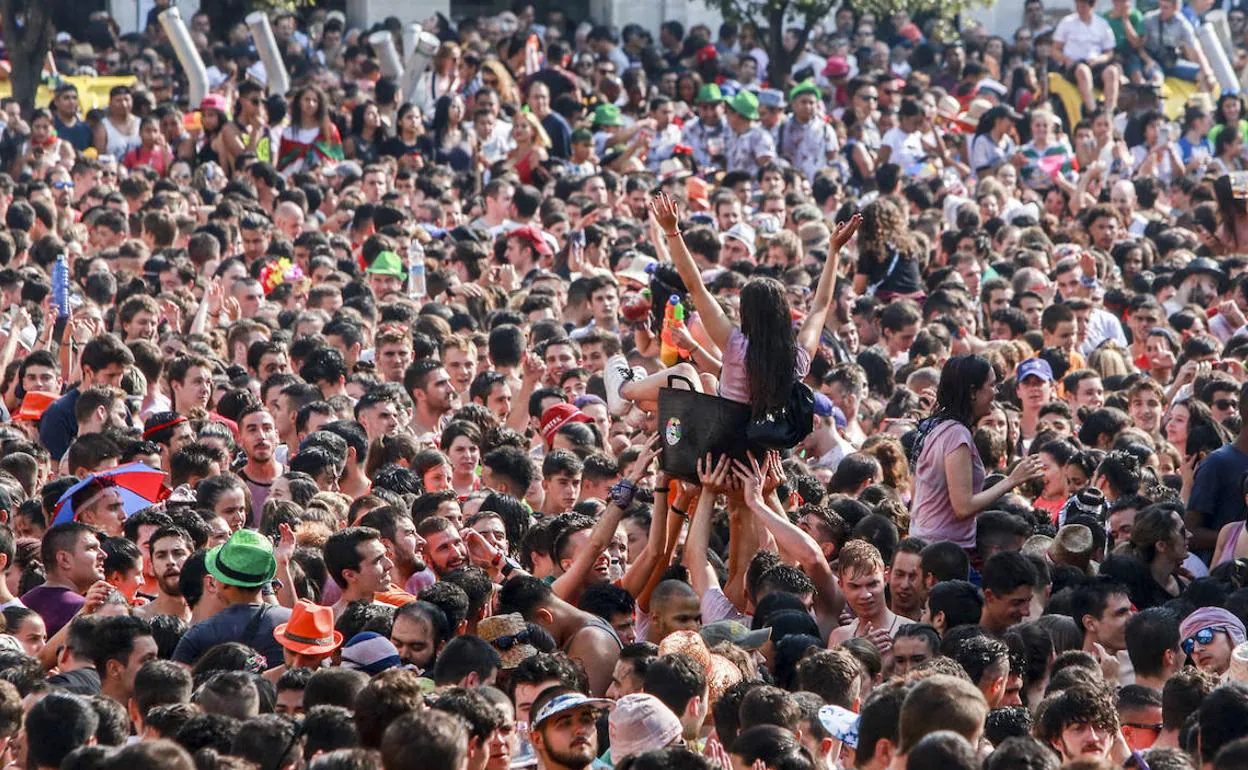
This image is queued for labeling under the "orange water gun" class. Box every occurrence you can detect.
[660,294,691,366]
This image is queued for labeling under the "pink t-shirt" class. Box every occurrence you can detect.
[717,328,812,404]
[909,420,983,549]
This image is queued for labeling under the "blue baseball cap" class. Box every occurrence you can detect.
[1017,358,1054,383]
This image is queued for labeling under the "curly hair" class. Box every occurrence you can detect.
[858,197,918,261]
[1035,683,1119,745]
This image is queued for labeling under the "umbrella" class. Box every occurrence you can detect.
[52,462,171,527]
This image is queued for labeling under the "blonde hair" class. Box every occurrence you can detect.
[838,539,886,579]
[434,42,462,73]
[481,60,521,106]
[1088,344,1133,378]
[516,110,551,149]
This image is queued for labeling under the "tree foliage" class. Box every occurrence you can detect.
[1,0,55,117]
[704,0,992,89]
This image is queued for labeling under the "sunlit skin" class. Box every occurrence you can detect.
[9,614,45,657]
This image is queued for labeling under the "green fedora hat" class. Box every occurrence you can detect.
[728,91,760,121]
[592,103,625,127]
[366,250,406,279]
[206,529,277,588]
[695,83,724,104]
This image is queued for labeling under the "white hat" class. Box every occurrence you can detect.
[723,222,756,248]
[608,694,682,761]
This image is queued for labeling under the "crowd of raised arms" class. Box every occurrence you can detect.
[12,1,1248,770]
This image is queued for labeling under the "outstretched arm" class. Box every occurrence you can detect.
[553,437,659,605]
[735,453,844,623]
[797,214,861,354]
[619,467,680,598]
[650,193,734,350]
[683,455,733,599]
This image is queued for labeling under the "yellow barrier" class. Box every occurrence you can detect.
[1047,71,1216,123]
[0,76,139,111]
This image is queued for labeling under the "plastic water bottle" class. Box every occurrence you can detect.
[51,253,69,319]
[512,722,538,768]
[408,240,426,300]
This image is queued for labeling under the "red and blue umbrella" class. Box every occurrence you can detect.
[52,462,171,527]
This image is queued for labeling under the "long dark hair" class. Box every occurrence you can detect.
[350,100,383,138]
[432,95,464,149]
[740,277,796,420]
[289,85,329,130]
[909,354,993,468]
[974,105,1016,138]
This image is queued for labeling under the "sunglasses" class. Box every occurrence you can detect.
[1182,626,1224,654]
[1216,398,1240,410]
[52,181,74,190]
[1122,722,1163,733]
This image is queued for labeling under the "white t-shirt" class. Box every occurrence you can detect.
[1054,13,1116,62]
[881,127,928,175]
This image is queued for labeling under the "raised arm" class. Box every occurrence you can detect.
[552,437,658,604]
[734,453,844,622]
[683,455,732,600]
[797,214,860,354]
[650,192,734,350]
[619,465,680,598]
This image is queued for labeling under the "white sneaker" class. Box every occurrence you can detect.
[604,354,635,416]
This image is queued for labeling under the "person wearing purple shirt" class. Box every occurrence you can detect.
[909,356,1048,550]
[21,522,107,637]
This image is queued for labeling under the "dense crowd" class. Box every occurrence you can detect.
[7,1,1248,770]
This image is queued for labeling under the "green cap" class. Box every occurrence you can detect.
[788,79,823,102]
[727,90,760,121]
[592,104,624,127]
[695,83,724,104]
[206,529,277,588]
[571,127,594,143]
[366,250,406,279]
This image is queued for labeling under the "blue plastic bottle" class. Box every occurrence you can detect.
[52,254,69,319]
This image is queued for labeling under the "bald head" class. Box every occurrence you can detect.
[274,201,305,240]
[648,580,702,643]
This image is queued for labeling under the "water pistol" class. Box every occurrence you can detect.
[660,294,691,366]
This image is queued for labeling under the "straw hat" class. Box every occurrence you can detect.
[1049,524,1094,574]
[1022,534,1055,558]
[478,613,539,669]
[658,630,711,668]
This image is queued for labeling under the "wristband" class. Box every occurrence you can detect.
[654,486,670,493]
[664,230,681,237]
[609,479,638,508]
[671,506,688,518]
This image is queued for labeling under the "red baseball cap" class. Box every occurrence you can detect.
[540,403,593,447]
[508,225,554,257]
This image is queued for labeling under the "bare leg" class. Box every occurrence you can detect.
[1102,65,1120,113]
[1075,63,1095,112]
[620,362,702,406]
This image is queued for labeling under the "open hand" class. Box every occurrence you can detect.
[649,192,680,233]
[830,213,862,251]
[697,453,733,493]
[625,435,661,485]
[1007,454,1046,487]
[732,452,768,507]
[275,522,296,565]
